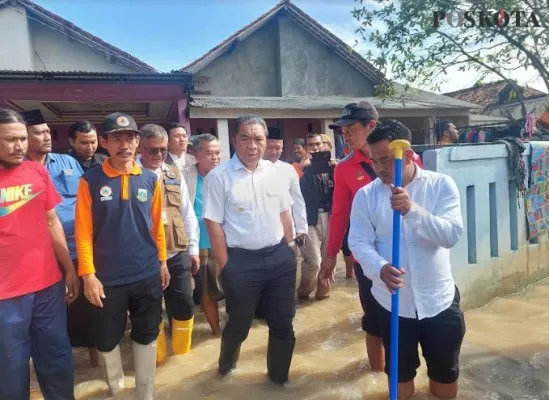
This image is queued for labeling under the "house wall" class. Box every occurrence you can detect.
[196,20,279,96]
[278,14,374,97]
[0,5,135,73]
[423,143,549,310]
[0,6,34,70]
[29,20,134,73]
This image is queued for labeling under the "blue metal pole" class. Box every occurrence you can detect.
[389,157,403,400]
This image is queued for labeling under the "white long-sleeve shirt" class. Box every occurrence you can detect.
[274,160,308,236]
[348,167,463,320]
[137,158,199,257]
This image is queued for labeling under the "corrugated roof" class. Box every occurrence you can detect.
[0,70,192,85]
[444,79,546,108]
[190,94,480,111]
[11,0,156,73]
[181,0,386,85]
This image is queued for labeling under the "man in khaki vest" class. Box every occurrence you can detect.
[137,124,199,360]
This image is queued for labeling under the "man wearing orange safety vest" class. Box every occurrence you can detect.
[75,112,169,400]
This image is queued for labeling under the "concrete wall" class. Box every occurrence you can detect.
[197,20,279,96]
[278,14,374,97]
[29,20,133,73]
[0,6,34,70]
[423,143,549,310]
[0,5,134,73]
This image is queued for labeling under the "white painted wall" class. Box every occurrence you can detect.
[0,5,136,72]
[0,6,34,70]
[29,20,134,73]
[422,143,549,308]
[216,119,231,162]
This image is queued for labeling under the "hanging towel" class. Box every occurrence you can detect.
[493,137,527,205]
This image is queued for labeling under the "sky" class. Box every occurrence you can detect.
[34,0,546,94]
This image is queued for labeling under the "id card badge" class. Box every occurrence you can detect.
[162,210,168,225]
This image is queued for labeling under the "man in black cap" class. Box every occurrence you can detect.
[75,112,169,400]
[316,101,386,371]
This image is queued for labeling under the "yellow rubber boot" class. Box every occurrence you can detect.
[156,322,167,364]
[172,317,194,355]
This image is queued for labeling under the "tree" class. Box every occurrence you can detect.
[352,0,549,118]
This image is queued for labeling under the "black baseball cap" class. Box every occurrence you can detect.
[329,101,379,129]
[101,112,140,136]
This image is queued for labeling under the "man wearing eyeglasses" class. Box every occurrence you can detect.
[137,124,200,362]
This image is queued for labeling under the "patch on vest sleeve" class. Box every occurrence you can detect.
[136,188,148,202]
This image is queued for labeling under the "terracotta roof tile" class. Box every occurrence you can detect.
[444,80,546,108]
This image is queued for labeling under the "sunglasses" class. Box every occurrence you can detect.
[144,147,168,156]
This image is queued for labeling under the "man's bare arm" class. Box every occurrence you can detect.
[46,209,79,302]
[46,209,74,273]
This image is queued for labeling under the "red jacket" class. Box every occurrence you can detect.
[326,150,423,258]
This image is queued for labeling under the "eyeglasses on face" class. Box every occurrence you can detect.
[144,147,168,156]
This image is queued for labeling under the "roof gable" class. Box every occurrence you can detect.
[181,0,386,85]
[14,0,156,73]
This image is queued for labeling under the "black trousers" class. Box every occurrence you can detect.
[90,273,163,352]
[341,222,352,257]
[222,242,297,343]
[165,251,194,321]
[354,263,383,337]
[66,259,95,348]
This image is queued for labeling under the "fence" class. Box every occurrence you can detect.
[423,142,549,309]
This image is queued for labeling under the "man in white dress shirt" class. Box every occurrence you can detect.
[348,120,465,400]
[138,124,200,358]
[165,122,196,171]
[254,127,308,319]
[263,127,308,245]
[203,114,297,385]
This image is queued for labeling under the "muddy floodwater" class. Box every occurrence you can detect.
[31,262,549,399]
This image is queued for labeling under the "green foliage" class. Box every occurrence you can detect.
[352,0,549,108]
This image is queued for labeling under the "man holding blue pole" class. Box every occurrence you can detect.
[348,120,465,400]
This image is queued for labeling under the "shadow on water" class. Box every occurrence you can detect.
[30,269,549,399]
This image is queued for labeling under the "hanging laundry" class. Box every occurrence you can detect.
[525,112,538,137]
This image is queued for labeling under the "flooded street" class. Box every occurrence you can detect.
[31,263,549,400]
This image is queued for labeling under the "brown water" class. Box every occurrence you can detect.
[30,264,549,400]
